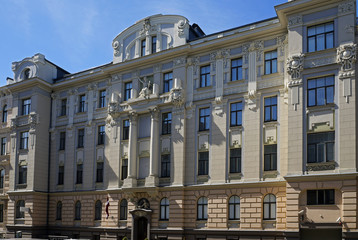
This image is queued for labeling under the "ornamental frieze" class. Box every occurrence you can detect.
[287,54,304,80]
[337,43,356,72]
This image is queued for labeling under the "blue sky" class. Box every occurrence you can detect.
[0,0,288,86]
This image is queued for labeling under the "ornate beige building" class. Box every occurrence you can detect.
[0,0,357,239]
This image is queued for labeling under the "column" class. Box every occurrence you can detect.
[146,107,159,187]
[123,111,137,188]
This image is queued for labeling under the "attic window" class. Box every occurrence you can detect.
[24,69,30,80]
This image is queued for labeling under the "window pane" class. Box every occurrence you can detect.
[271,106,277,121]
[317,88,325,105]
[307,144,316,163]
[270,203,276,219]
[308,37,316,52]
[308,79,316,89]
[307,190,316,205]
[272,59,277,73]
[308,90,316,106]
[235,205,240,219]
[316,24,325,34]
[265,106,271,121]
[317,190,324,204]
[237,111,242,125]
[198,206,202,219]
[265,61,271,74]
[326,32,334,49]
[203,205,207,219]
[231,68,237,81]
[237,67,242,80]
[308,27,315,36]
[229,205,234,219]
[317,143,324,162]
[325,23,334,32]
[326,142,334,162]
[264,204,269,219]
[231,112,236,126]
[326,86,334,104]
[316,34,325,51]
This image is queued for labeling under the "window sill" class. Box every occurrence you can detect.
[196,220,207,229]
[262,219,276,229]
[197,175,209,183]
[198,130,210,134]
[19,149,29,154]
[227,79,245,85]
[261,72,280,78]
[76,111,87,115]
[306,104,335,113]
[196,86,213,91]
[16,184,27,189]
[229,172,242,180]
[263,170,278,179]
[228,220,240,229]
[306,161,335,171]
[305,47,336,56]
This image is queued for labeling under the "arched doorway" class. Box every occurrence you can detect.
[130,198,152,240]
[137,217,148,240]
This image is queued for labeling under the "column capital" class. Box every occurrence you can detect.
[149,106,159,120]
[129,111,137,123]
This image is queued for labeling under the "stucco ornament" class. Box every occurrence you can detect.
[177,19,187,37]
[139,18,158,36]
[112,40,121,56]
[138,77,152,99]
[287,54,304,79]
[337,43,356,71]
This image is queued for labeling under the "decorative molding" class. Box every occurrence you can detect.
[287,54,304,80]
[149,106,159,120]
[306,56,336,68]
[338,1,354,14]
[139,18,158,36]
[307,162,335,171]
[173,57,186,67]
[112,40,121,57]
[244,90,260,111]
[177,19,188,37]
[337,43,356,72]
[288,15,302,27]
[345,25,354,34]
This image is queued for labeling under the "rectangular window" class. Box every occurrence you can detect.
[230,102,242,126]
[264,96,277,122]
[152,36,157,53]
[124,82,132,101]
[58,165,64,185]
[230,148,241,173]
[20,132,29,150]
[265,50,277,75]
[162,112,172,135]
[0,169,4,189]
[307,132,335,163]
[307,189,335,205]
[141,39,146,56]
[99,90,106,108]
[123,120,130,140]
[163,72,173,93]
[18,165,27,184]
[76,164,83,184]
[96,162,104,183]
[231,58,243,81]
[200,65,211,87]
[0,204,3,223]
[59,132,66,150]
[79,95,85,112]
[198,151,209,175]
[121,159,128,180]
[308,22,334,52]
[98,125,105,145]
[77,129,84,148]
[22,98,31,115]
[0,138,6,155]
[199,108,210,131]
[307,76,334,107]
[60,99,67,116]
[264,144,277,171]
[161,154,170,178]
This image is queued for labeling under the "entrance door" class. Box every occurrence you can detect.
[137,217,148,240]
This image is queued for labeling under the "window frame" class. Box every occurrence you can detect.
[307,76,334,107]
[230,102,242,127]
[307,131,335,163]
[76,164,83,184]
[228,195,240,220]
[94,200,102,220]
[230,148,241,173]
[77,129,84,148]
[0,169,4,189]
[307,22,334,53]
[99,90,106,108]
[231,58,243,81]
[307,189,335,205]
[152,36,157,54]
[141,39,146,56]
[124,82,132,101]
[121,159,128,180]
[60,99,67,116]
[263,194,276,220]
[22,98,31,115]
[264,144,277,171]
[16,200,25,219]
[264,50,278,75]
[58,165,64,185]
[96,162,104,183]
[120,199,128,220]
[98,125,105,145]
[2,105,7,123]
[1,137,6,155]
[163,72,173,93]
[78,95,86,113]
[20,132,29,150]
[75,201,81,220]
[199,107,211,131]
[198,151,209,176]
[59,132,66,150]
[161,154,170,178]
[264,96,277,122]
[162,112,172,135]
[56,201,62,220]
[18,165,27,184]
[200,65,211,88]
[197,197,208,220]
[160,198,169,221]
[123,120,130,140]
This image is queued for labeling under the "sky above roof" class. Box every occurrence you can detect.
[0,0,289,86]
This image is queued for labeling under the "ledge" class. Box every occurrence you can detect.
[306,161,335,171]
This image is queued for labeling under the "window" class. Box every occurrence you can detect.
[60,99,67,116]
[231,58,243,81]
[98,125,105,145]
[123,120,130,140]
[264,145,277,171]
[307,76,334,107]
[2,105,7,123]
[120,199,127,220]
[265,51,277,75]
[307,132,334,163]
[264,96,277,122]
[308,22,334,52]
[18,165,27,184]
[76,164,83,184]
[200,65,211,87]
[75,201,81,220]
[161,154,170,178]
[124,82,132,101]
[16,200,25,219]
[0,204,3,223]
[163,72,173,93]
[307,189,335,205]
[58,166,64,185]
[199,108,210,131]
[77,129,84,148]
[24,69,30,79]
[1,138,6,155]
[99,90,106,108]
[59,132,66,150]
[22,99,31,115]
[141,39,146,56]
[230,102,242,126]
[230,148,241,173]
[197,197,208,220]
[96,162,104,183]
[229,196,240,220]
[152,36,157,53]
[162,112,172,135]
[160,198,169,220]
[56,201,62,220]
[198,152,209,175]
[263,194,276,220]
[121,159,128,180]
[0,169,4,189]
[79,95,85,112]
[20,132,29,150]
[95,200,102,220]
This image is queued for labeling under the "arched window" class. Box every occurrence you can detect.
[197,197,208,220]
[263,194,276,220]
[229,195,240,220]
[2,105,7,123]
[24,69,30,80]
[95,200,102,220]
[119,199,127,220]
[16,200,25,219]
[160,198,169,220]
[56,201,62,220]
[75,201,81,220]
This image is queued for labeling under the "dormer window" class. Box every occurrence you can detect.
[24,69,30,80]
[141,39,146,56]
[152,36,157,53]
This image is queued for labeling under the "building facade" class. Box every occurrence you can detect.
[0,0,357,239]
